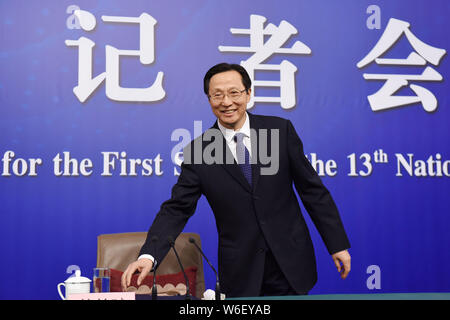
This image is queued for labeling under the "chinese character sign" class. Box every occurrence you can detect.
[357,18,446,113]
[65,10,165,103]
[219,14,312,110]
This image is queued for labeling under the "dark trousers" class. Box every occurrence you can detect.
[259,249,307,296]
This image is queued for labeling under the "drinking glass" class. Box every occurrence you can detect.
[93,267,110,293]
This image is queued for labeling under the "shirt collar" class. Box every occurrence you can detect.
[217,112,251,143]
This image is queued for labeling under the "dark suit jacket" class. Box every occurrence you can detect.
[140,113,350,297]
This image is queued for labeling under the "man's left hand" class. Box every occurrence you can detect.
[331,250,351,279]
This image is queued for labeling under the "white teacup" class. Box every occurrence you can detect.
[57,269,91,300]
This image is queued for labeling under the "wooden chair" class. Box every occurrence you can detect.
[97,232,205,298]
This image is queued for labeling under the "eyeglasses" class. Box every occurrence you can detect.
[208,89,247,103]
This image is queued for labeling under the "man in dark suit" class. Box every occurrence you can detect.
[121,63,351,297]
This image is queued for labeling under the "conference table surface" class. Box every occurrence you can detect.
[228,292,450,300]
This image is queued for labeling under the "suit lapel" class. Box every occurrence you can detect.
[209,113,265,193]
[249,113,262,192]
[211,121,253,193]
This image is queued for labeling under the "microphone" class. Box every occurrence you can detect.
[167,236,191,300]
[189,237,221,300]
[151,236,158,300]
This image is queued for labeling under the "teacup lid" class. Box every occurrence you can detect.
[65,270,91,284]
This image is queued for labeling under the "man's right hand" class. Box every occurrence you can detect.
[121,258,154,292]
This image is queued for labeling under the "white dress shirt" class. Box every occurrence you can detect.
[217,112,252,160]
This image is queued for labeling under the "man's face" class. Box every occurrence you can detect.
[208,70,251,130]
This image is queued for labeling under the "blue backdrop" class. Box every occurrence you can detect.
[0,0,449,299]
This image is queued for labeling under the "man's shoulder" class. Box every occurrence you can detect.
[249,113,291,128]
[181,124,222,159]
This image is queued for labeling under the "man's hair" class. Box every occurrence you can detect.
[203,63,252,95]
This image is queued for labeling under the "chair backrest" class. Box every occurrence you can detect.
[97,232,205,298]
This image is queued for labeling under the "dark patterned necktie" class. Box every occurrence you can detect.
[234,132,252,186]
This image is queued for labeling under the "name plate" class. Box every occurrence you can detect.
[68,292,136,300]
